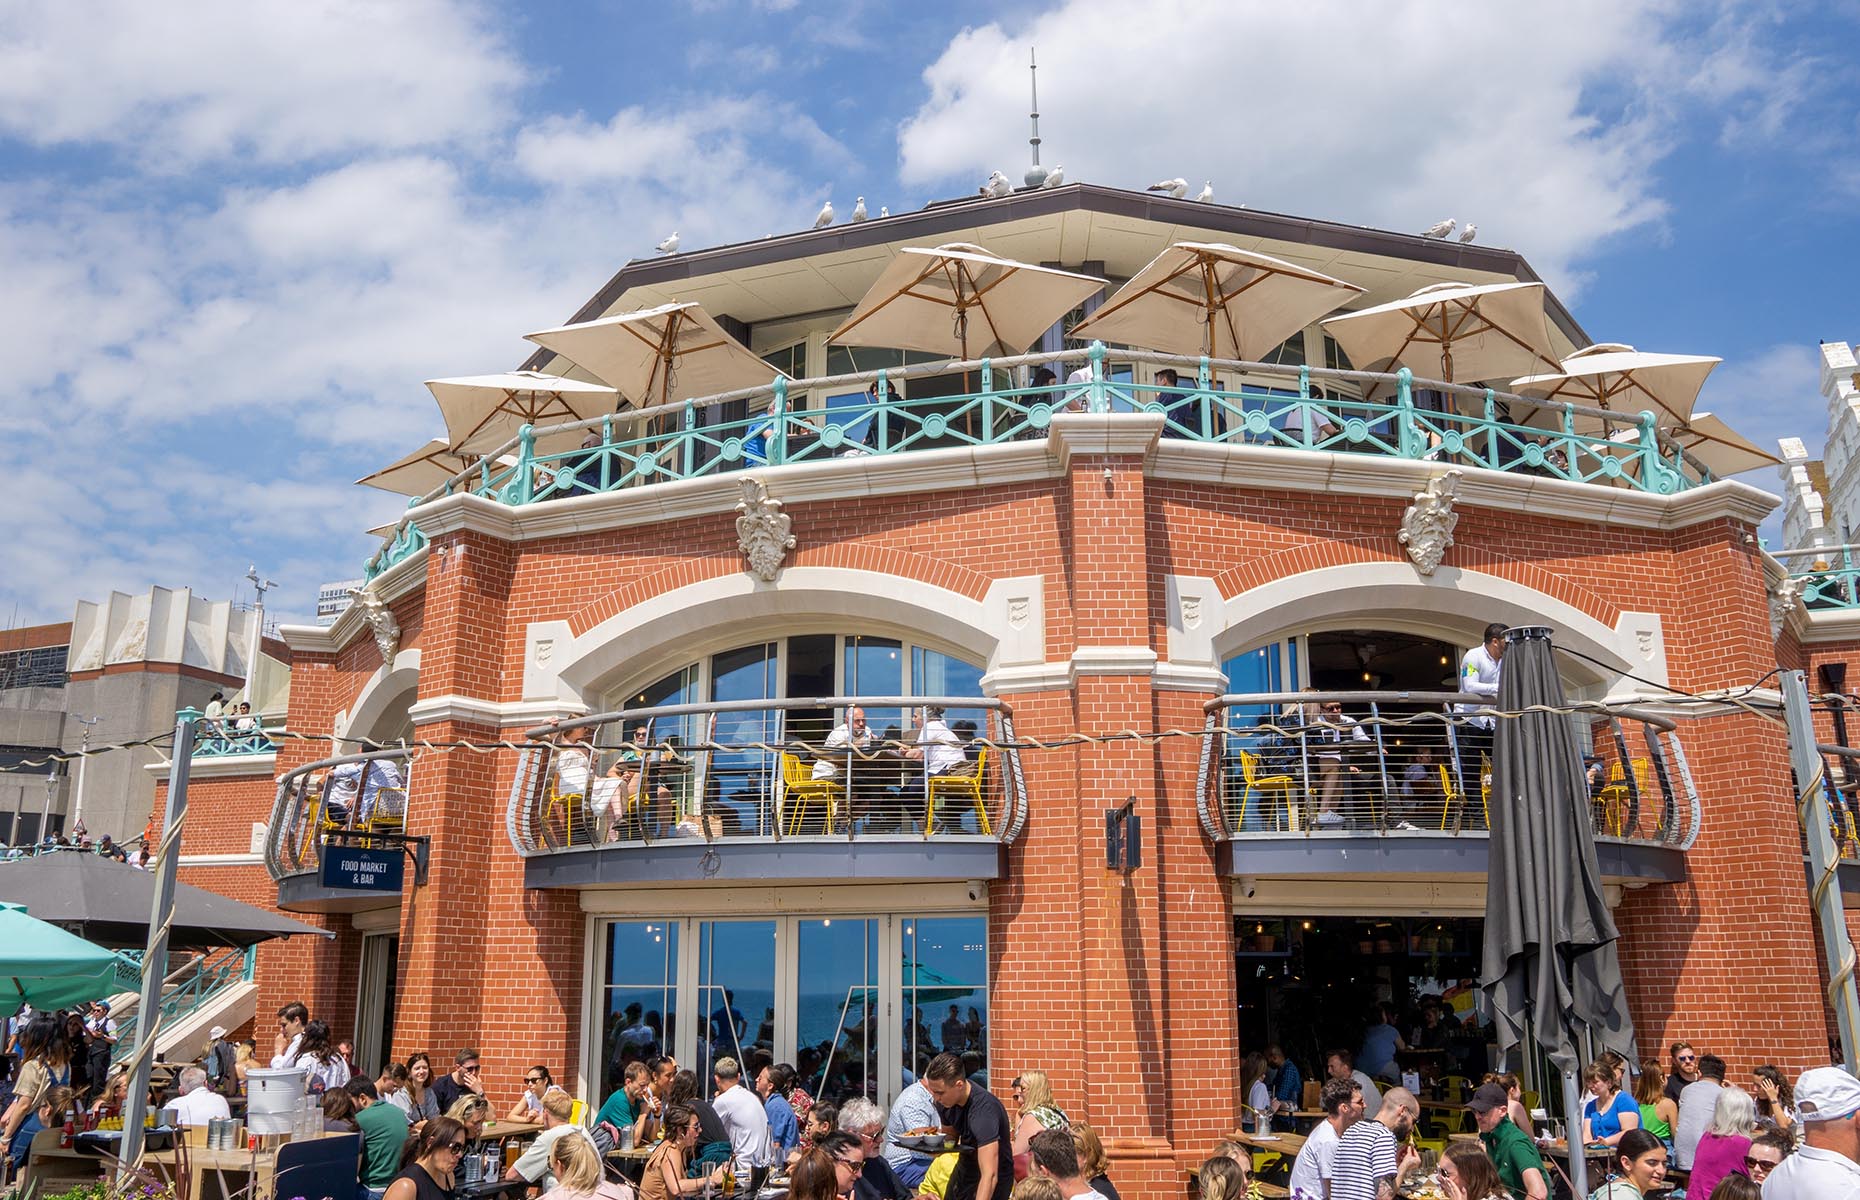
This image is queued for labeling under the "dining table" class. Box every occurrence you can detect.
[1225,1127,1308,1156]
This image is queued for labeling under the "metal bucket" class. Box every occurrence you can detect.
[245,1068,307,1135]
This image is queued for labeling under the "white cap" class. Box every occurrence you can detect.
[1796,1066,1860,1122]
[208,1025,228,1040]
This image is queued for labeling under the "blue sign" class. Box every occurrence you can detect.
[319,845,404,892]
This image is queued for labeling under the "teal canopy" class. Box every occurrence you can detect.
[0,903,141,1010]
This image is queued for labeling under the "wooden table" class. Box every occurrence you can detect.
[479,1120,543,1141]
[1225,1128,1307,1156]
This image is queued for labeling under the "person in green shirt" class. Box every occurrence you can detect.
[1471,1083,1549,1199]
[351,1079,412,1200]
[596,1061,653,1146]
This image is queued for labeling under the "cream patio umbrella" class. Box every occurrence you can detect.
[526,301,780,410]
[1595,412,1779,480]
[828,243,1105,360]
[356,438,507,496]
[425,370,621,455]
[1067,242,1363,359]
[1509,343,1722,429]
[1320,281,1562,387]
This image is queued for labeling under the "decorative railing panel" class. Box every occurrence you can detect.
[264,749,413,879]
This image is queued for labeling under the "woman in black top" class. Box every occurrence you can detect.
[386,1115,468,1200]
[664,1069,730,1158]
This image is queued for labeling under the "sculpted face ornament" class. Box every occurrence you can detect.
[1769,575,1804,633]
[735,476,795,582]
[347,584,401,666]
[1398,469,1461,576]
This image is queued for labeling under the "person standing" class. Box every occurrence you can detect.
[923,1052,1013,1200]
[202,1024,239,1098]
[270,1001,310,1069]
[711,1057,774,1193]
[1268,1045,1304,1131]
[84,1001,117,1092]
[1289,1077,1364,1200]
[1329,1088,1422,1200]
[1454,623,1506,788]
[1754,1066,1860,1198]
[760,1062,800,1158]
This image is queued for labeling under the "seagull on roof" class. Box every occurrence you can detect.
[1422,218,1456,238]
[814,200,835,228]
[879,206,889,218]
[1148,177,1188,198]
[1195,180,1214,203]
[852,196,867,222]
[986,170,1012,197]
[655,231,679,255]
[1041,165,1065,188]
[1458,223,1477,243]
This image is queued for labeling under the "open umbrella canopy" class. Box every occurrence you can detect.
[0,852,332,950]
[829,243,1105,360]
[425,371,621,455]
[1321,281,1561,386]
[526,302,778,410]
[1068,242,1363,360]
[1666,412,1779,477]
[1510,343,1721,428]
[357,438,498,496]
[0,902,142,1010]
[1481,628,1637,1077]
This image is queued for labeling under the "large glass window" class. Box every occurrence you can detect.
[901,915,989,1085]
[846,636,905,740]
[709,644,778,834]
[697,920,778,1091]
[600,921,677,1096]
[796,918,879,1105]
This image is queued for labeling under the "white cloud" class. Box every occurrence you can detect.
[897,0,1798,291]
[1697,341,1824,463]
[0,0,523,164]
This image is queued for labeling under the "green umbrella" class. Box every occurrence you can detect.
[0,902,141,1010]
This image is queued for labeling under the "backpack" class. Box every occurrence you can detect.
[205,1041,238,1096]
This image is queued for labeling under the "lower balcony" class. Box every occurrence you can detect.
[1198,690,1698,887]
[507,696,1026,887]
[264,749,413,913]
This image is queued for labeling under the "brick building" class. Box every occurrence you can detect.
[156,185,1846,1193]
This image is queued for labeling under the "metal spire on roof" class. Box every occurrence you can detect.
[1023,47,1048,190]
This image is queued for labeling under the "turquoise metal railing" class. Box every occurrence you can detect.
[1789,547,1860,611]
[364,345,1717,576]
[190,721,278,757]
[112,944,256,1061]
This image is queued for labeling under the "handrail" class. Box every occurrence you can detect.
[265,748,414,880]
[509,695,1026,854]
[112,945,255,1060]
[364,344,1719,578]
[1197,689,1699,848]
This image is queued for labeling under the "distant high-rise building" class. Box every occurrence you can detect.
[316,579,363,626]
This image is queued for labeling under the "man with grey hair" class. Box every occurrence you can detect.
[167,1065,231,1126]
[711,1056,773,1193]
[840,1097,908,1199]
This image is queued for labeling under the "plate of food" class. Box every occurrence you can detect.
[894,1127,962,1154]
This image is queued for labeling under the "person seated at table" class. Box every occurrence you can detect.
[595,1061,655,1150]
[1009,1179,1061,1200]
[1359,1002,1408,1082]
[385,1115,469,1200]
[351,1079,411,1200]
[1011,1070,1070,1163]
[1197,1154,1248,1200]
[325,759,366,825]
[324,1087,360,1132]
[640,1103,727,1199]
[507,1089,583,1189]
[1398,744,1447,825]
[900,706,972,827]
[1581,1059,1641,1149]
[447,1094,492,1151]
[6,1084,72,1171]
[799,1101,836,1156]
[167,1065,231,1126]
[1241,1052,1272,1133]
[507,1064,565,1125]
[662,1069,731,1167]
[759,1062,800,1157]
[814,706,875,781]
[89,1067,130,1117]
[543,1126,634,1200]
[1307,700,1368,827]
[358,757,406,825]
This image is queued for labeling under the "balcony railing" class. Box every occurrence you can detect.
[112,945,255,1062]
[364,345,1722,579]
[191,720,279,757]
[507,696,1027,854]
[1195,690,1701,849]
[264,748,413,879]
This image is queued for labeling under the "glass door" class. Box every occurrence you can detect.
[696,920,778,1093]
[901,915,989,1084]
[795,918,879,1106]
[600,922,677,1098]
[709,644,778,836]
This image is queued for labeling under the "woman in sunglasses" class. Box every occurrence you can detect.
[1740,1131,1791,1188]
[384,1115,470,1200]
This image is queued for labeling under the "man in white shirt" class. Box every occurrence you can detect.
[711,1056,773,1191]
[1028,1128,1109,1200]
[1290,1077,1364,1200]
[1454,623,1506,791]
[814,706,873,780]
[357,758,406,824]
[505,1091,581,1188]
[270,1002,309,1069]
[1325,1050,1380,1122]
[166,1066,231,1126]
[1763,1065,1860,1199]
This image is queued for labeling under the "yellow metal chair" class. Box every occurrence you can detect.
[292,788,342,867]
[363,784,408,847]
[780,752,842,835]
[1238,749,1298,831]
[1597,758,1651,836]
[926,749,992,836]
[543,782,589,847]
[1437,765,1489,831]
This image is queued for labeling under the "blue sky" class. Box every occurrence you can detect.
[0,0,1854,625]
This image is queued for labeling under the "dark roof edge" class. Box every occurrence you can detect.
[519,183,1589,372]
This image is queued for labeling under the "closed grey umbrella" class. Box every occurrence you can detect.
[1482,627,1637,1195]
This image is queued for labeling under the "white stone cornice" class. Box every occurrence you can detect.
[1045,412,1164,471]
[1799,608,1860,645]
[1153,663,1229,692]
[178,852,265,867]
[979,663,1071,694]
[1069,646,1159,681]
[408,694,592,729]
[145,752,277,782]
[278,548,427,657]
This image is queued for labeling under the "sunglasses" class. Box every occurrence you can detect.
[526,1076,546,1084]
[1676,1054,1696,1062]
[444,1142,468,1154]
[1744,1157,1779,1172]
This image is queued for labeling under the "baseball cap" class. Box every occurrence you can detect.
[1796,1066,1860,1122]
[208,1025,228,1040]
[1466,1082,1510,1114]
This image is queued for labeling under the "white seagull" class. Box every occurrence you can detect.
[1421,218,1456,239]
[1147,177,1188,199]
[655,231,680,255]
[852,196,867,222]
[879,206,889,218]
[813,200,835,229]
[1041,165,1065,188]
[1458,223,1477,243]
[985,170,1012,197]
[1194,180,1214,203]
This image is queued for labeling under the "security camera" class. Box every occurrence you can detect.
[1238,875,1258,900]
[965,880,985,903]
